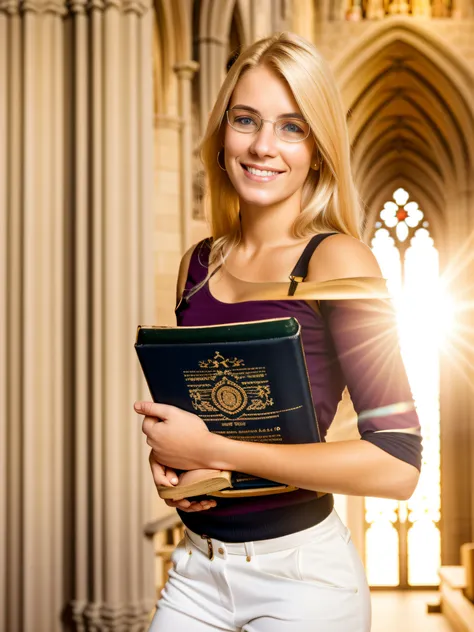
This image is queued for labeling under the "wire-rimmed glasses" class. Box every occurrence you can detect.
[226,108,311,143]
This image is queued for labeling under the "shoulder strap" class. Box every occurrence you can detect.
[288,232,338,296]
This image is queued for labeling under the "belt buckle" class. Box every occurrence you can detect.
[201,534,214,561]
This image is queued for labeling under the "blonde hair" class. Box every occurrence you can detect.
[194,32,362,293]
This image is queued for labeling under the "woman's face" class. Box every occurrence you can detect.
[224,64,315,210]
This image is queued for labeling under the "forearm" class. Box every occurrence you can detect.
[206,435,419,500]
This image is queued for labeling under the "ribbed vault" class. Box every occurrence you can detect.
[333,18,474,246]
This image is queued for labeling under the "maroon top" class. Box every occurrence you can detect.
[175,236,421,541]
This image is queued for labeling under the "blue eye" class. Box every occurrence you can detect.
[282,122,304,134]
[235,116,257,126]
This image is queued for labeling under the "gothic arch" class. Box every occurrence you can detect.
[331,18,474,245]
[153,0,193,116]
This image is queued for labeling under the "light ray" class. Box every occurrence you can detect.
[367,191,442,587]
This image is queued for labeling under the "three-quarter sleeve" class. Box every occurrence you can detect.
[319,296,422,471]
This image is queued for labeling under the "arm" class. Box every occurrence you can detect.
[146,242,218,512]
[205,437,417,500]
[140,235,421,500]
[201,235,421,499]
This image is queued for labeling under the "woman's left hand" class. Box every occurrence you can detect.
[134,401,214,470]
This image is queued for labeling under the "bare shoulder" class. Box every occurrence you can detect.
[176,241,200,301]
[306,233,382,283]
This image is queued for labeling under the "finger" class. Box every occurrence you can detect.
[149,451,172,487]
[166,503,208,513]
[164,499,179,507]
[164,498,191,509]
[142,415,159,437]
[164,467,179,485]
[197,500,216,511]
[164,498,216,511]
[185,500,216,512]
[135,401,177,420]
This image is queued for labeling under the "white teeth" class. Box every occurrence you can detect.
[246,166,280,177]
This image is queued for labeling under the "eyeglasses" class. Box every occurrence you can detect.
[226,108,311,143]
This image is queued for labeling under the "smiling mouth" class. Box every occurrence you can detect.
[241,164,284,177]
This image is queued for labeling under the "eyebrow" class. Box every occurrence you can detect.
[230,104,306,121]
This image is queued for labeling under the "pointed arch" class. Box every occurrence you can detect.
[331,17,474,244]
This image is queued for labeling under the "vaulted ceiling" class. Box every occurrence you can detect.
[335,20,474,244]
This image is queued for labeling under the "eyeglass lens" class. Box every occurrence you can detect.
[227,109,310,142]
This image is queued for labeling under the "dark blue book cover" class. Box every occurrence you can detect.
[135,318,320,491]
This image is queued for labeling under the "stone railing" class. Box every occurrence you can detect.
[144,514,185,602]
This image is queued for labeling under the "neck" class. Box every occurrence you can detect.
[238,192,303,251]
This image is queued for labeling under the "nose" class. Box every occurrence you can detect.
[249,120,278,159]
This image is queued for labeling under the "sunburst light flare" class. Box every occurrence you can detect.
[365,190,453,587]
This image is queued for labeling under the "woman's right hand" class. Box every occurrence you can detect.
[149,450,217,512]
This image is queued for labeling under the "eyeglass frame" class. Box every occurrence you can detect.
[225,107,312,143]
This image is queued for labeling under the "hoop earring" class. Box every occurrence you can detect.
[217,149,227,171]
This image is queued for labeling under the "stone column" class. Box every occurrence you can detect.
[0,2,21,628]
[439,187,474,564]
[197,34,228,133]
[154,113,183,326]
[174,61,200,252]
[0,3,5,622]
[291,0,314,41]
[0,0,157,629]
[0,3,69,630]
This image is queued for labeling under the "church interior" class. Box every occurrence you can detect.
[1,0,474,629]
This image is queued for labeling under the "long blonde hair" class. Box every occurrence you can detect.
[196,32,362,291]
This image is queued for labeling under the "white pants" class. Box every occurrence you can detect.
[149,510,371,632]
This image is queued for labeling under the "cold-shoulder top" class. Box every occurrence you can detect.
[175,234,422,542]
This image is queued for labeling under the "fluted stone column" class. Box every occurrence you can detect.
[173,61,199,252]
[154,113,183,326]
[0,12,5,628]
[1,3,69,630]
[197,33,227,133]
[292,0,314,37]
[0,0,156,629]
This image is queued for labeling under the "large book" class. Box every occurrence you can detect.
[135,317,321,499]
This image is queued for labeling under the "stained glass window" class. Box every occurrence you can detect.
[367,189,443,587]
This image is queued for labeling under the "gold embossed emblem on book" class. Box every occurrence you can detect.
[185,350,275,419]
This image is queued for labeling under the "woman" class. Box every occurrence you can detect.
[134,32,422,631]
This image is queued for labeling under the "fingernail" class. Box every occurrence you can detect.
[134,402,142,411]
[170,477,178,485]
